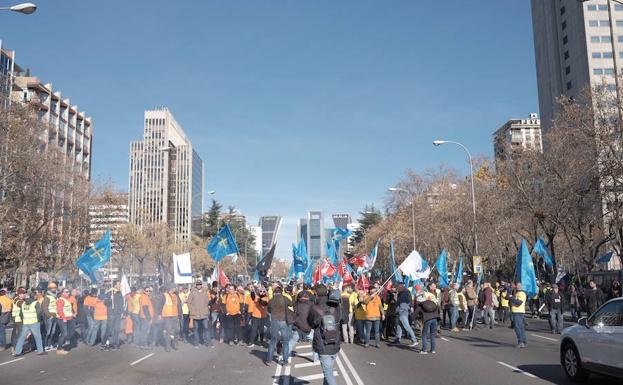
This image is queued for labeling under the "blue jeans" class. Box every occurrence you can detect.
[395,311,416,342]
[88,319,107,346]
[512,313,526,344]
[137,318,151,347]
[449,306,459,329]
[15,322,44,355]
[288,327,300,358]
[267,320,291,363]
[193,318,212,346]
[364,319,380,346]
[422,318,438,352]
[319,354,338,385]
[0,317,6,348]
[44,317,57,347]
[355,319,365,343]
[106,314,122,348]
[86,315,95,343]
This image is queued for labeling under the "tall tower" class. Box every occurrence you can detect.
[259,216,282,257]
[129,108,203,241]
[307,210,324,260]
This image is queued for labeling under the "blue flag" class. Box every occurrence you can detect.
[516,240,538,298]
[76,229,111,283]
[331,227,352,242]
[326,241,339,266]
[533,237,554,268]
[596,251,614,264]
[293,238,308,274]
[453,257,463,286]
[365,240,381,270]
[304,257,318,285]
[435,249,449,288]
[390,240,403,283]
[206,224,240,262]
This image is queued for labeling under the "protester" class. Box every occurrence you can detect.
[55,288,73,355]
[41,282,59,350]
[394,283,418,346]
[464,280,477,330]
[339,285,355,344]
[508,282,527,348]
[0,289,12,351]
[448,283,460,332]
[222,284,243,345]
[104,281,124,351]
[14,291,46,356]
[157,285,182,352]
[545,285,564,334]
[569,285,581,321]
[417,283,440,354]
[137,286,154,349]
[188,280,212,348]
[584,280,604,317]
[307,284,341,385]
[363,287,384,348]
[609,280,622,300]
[248,286,269,347]
[482,282,495,329]
[266,286,292,366]
[353,290,367,344]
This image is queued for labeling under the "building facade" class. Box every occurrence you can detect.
[0,40,15,107]
[493,113,543,160]
[129,108,203,241]
[258,216,282,257]
[89,192,129,254]
[297,218,308,245]
[308,211,324,260]
[531,0,623,130]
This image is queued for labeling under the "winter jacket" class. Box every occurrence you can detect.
[308,296,341,356]
[294,299,313,333]
[584,288,604,311]
[396,290,413,313]
[268,293,292,322]
[188,288,211,319]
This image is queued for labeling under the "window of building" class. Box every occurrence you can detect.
[562,20,567,30]
[604,51,614,58]
[601,20,611,27]
[594,68,604,75]
[605,68,615,75]
[588,4,597,11]
[589,20,599,27]
[564,50,570,60]
[619,52,623,58]
[567,81,572,90]
[602,36,612,43]
[593,52,603,58]
[617,20,623,27]
[592,36,601,43]
[561,6,566,15]
[616,4,623,11]
[566,66,571,74]
[563,35,569,45]
[607,84,617,92]
[598,5,609,11]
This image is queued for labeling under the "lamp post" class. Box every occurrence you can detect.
[388,187,416,251]
[0,3,37,14]
[432,140,479,255]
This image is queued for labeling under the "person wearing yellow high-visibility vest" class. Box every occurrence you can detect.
[41,282,59,351]
[10,288,27,353]
[178,285,190,341]
[508,282,528,348]
[0,288,13,351]
[14,292,46,356]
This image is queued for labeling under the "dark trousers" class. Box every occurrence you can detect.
[181,315,190,340]
[193,318,212,346]
[225,314,241,343]
[249,317,267,344]
[57,320,69,349]
[467,306,475,329]
[105,314,122,348]
[11,322,22,349]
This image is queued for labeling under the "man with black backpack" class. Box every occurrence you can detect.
[308,284,341,385]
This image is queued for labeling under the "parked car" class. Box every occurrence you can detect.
[560,297,623,382]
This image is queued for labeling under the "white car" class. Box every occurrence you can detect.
[560,297,623,382]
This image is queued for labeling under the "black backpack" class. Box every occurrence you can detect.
[320,307,339,345]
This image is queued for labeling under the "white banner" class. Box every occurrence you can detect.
[173,253,194,284]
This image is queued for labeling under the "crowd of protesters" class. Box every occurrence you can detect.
[0,276,620,385]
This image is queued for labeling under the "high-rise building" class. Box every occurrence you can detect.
[89,192,129,254]
[531,0,623,131]
[331,213,352,257]
[259,216,282,257]
[297,218,308,245]
[248,225,263,262]
[129,108,204,241]
[308,211,324,260]
[0,40,15,106]
[493,113,543,160]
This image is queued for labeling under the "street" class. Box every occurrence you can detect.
[0,318,617,385]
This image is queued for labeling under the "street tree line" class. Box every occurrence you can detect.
[353,83,623,280]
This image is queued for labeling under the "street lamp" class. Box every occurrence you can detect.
[0,3,37,14]
[388,187,416,252]
[432,140,479,255]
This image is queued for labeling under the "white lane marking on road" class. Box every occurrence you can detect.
[0,357,25,366]
[283,364,291,385]
[273,361,283,385]
[296,344,312,349]
[296,372,338,382]
[530,334,558,342]
[130,353,154,366]
[294,361,321,368]
[497,361,538,378]
[297,352,314,357]
[441,337,450,342]
[339,350,365,385]
[336,356,354,385]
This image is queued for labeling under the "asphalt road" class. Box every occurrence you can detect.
[0,318,619,385]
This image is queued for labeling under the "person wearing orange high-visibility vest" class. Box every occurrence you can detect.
[55,288,74,355]
[137,286,154,349]
[156,285,182,352]
[223,284,243,345]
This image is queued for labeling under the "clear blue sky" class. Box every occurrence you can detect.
[2,0,538,260]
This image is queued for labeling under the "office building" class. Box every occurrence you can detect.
[0,40,15,106]
[259,216,282,257]
[331,213,352,257]
[493,113,543,160]
[89,192,129,254]
[308,211,324,260]
[297,218,308,245]
[129,108,204,241]
[248,225,263,261]
[531,0,623,130]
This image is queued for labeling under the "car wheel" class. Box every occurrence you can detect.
[562,342,589,383]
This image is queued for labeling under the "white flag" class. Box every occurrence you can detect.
[120,274,131,297]
[210,266,219,286]
[399,250,431,280]
[173,253,194,284]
